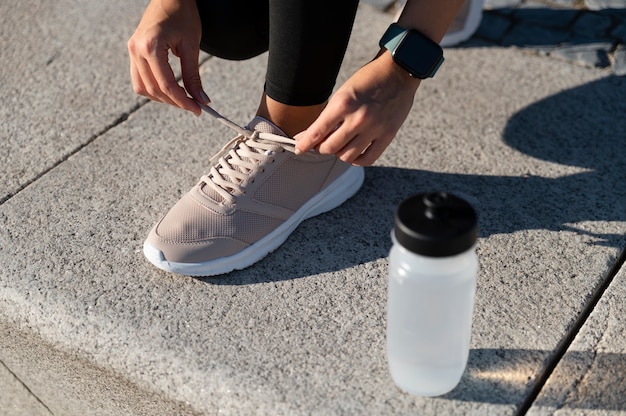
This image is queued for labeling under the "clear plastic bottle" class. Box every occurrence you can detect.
[387,192,478,396]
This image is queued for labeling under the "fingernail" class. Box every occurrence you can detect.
[200,91,210,104]
[294,147,302,155]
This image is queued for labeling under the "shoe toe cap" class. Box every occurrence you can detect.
[144,193,249,264]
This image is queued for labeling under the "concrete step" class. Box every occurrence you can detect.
[2,1,626,415]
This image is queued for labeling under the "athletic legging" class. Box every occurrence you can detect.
[196,0,360,106]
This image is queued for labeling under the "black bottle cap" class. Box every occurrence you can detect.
[394,192,478,257]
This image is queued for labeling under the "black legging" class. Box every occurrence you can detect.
[196,0,360,106]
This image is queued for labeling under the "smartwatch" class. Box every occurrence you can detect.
[379,23,444,79]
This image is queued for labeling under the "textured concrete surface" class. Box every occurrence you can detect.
[0,321,200,415]
[0,0,145,204]
[528,266,626,415]
[0,360,51,416]
[1,1,626,415]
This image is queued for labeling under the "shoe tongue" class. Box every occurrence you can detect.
[246,116,288,137]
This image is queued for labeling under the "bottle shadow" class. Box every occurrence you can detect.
[204,75,626,285]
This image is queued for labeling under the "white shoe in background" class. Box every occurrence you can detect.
[441,0,485,47]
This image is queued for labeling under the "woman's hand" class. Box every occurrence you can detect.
[295,51,420,166]
[127,0,209,116]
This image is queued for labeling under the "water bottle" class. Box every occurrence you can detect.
[387,192,478,396]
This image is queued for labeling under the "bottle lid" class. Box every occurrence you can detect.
[394,192,478,257]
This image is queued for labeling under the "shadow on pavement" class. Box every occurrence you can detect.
[447,348,626,411]
[461,7,625,49]
[206,75,626,285]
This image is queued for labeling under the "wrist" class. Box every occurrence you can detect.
[157,0,198,17]
[375,49,421,92]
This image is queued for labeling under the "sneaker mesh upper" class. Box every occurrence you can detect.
[155,194,284,244]
[254,157,336,210]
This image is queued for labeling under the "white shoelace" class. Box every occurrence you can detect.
[196,102,297,202]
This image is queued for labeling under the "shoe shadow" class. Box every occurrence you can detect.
[205,75,626,286]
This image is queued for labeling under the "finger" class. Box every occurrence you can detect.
[134,57,177,107]
[352,137,390,166]
[129,60,148,98]
[295,110,343,155]
[316,122,356,155]
[148,52,201,115]
[178,44,210,105]
[334,134,374,165]
[128,36,169,104]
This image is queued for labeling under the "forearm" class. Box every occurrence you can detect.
[372,0,465,91]
[396,0,466,43]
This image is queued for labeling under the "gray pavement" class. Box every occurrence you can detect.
[1,1,626,415]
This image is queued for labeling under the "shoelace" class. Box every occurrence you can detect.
[196,102,297,203]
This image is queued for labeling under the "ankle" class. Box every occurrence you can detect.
[256,94,326,137]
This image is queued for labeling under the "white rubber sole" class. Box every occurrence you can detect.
[143,165,365,277]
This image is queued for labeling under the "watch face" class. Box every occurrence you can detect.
[393,31,443,79]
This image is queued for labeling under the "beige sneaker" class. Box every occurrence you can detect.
[143,106,364,276]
